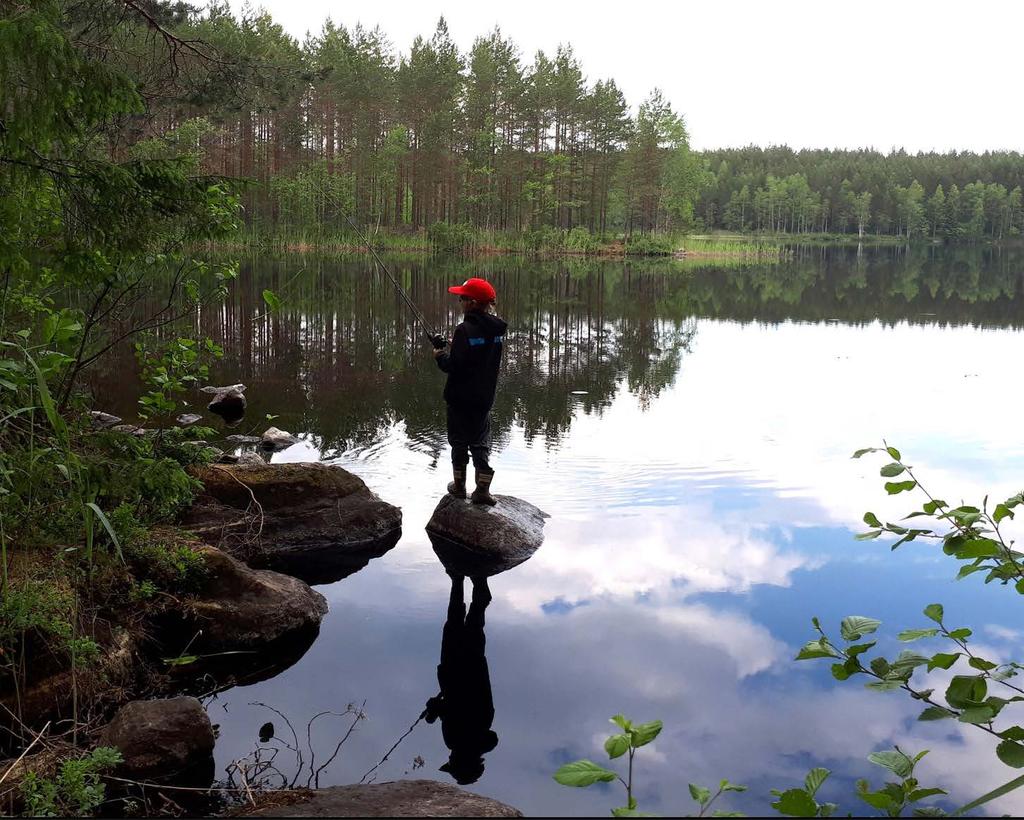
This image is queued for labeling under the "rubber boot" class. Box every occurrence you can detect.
[470,469,497,506]
[447,467,467,499]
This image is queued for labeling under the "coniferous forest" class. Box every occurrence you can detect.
[120,4,1022,243]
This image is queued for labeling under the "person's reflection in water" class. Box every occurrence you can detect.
[423,571,498,785]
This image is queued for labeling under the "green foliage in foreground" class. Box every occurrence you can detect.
[556,446,1024,816]
[21,747,122,818]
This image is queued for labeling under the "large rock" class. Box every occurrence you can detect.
[426,495,547,577]
[99,696,214,786]
[247,780,522,817]
[188,545,327,649]
[184,463,402,584]
[261,426,298,450]
[201,383,246,422]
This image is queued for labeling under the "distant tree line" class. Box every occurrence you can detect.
[697,148,1024,240]
[148,3,702,237]
[72,3,1024,243]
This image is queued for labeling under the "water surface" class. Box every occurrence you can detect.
[98,245,1024,815]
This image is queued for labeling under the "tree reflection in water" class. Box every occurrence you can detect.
[88,245,1024,459]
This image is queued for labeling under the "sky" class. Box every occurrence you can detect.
[225,0,1024,154]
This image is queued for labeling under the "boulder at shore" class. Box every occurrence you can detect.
[99,696,215,786]
[188,545,327,650]
[247,780,522,817]
[426,494,547,577]
[185,462,402,584]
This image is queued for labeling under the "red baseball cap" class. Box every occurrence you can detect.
[448,277,496,303]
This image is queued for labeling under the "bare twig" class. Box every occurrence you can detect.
[0,721,50,786]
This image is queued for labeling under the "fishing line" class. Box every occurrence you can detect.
[315,180,445,348]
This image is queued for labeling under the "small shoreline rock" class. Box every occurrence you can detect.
[245,780,522,817]
[99,696,215,787]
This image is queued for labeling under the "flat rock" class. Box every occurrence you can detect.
[426,495,547,577]
[89,410,122,429]
[177,413,203,426]
[247,780,521,817]
[226,434,263,444]
[99,696,214,786]
[184,463,402,584]
[111,424,147,437]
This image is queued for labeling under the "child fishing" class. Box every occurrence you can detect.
[433,277,507,505]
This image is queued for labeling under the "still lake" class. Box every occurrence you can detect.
[99,244,1024,815]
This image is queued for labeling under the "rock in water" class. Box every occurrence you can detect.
[426,494,548,577]
[177,413,202,426]
[184,463,402,584]
[247,780,522,817]
[260,426,298,450]
[99,697,215,786]
[188,545,327,649]
[201,383,246,422]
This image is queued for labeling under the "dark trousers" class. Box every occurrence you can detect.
[447,403,492,472]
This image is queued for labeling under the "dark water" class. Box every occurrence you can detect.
[97,245,1024,815]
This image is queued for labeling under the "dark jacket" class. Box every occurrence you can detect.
[436,311,507,410]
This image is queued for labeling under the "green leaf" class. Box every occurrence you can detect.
[856,529,883,541]
[969,657,998,672]
[886,480,918,495]
[771,789,819,817]
[958,706,996,724]
[868,749,915,778]
[908,787,947,801]
[918,706,957,721]
[886,446,902,460]
[804,768,830,797]
[995,504,1015,524]
[865,680,904,692]
[796,640,841,661]
[86,502,124,563]
[719,780,748,793]
[881,462,906,478]
[945,676,987,709]
[898,628,939,642]
[605,733,630,759]
[952,539,1003,560]
[1000,727,1024,741]
[841,616,881,641]
[631,720,662,747]
[952,772,1024,816]
[863,512,883,528]
[689,784,712,805]
[891,650,931,675]
[923,499,948,514]
[553,760,618,787]
[923,604,944,624]
[847,641,876,658]
[996,741,1024,768]
[610,714,632,731]
[857,780,897,811]
[957,564,989,580]
[163,655,198,666]
[852,448,878,458]
[261,289,282,312]
[929,651,958,671]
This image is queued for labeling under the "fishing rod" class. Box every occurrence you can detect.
[316,180,446,349]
